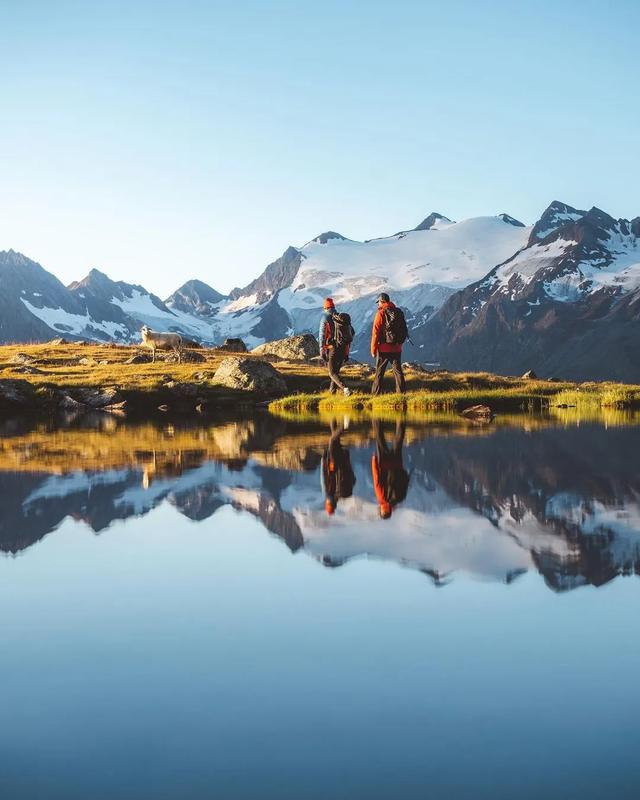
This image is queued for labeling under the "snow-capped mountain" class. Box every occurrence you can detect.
[416,201,640,380]
[165,279,227,316]
[0,253,221,344]
[3,201,639,379]
[206,213,532,353]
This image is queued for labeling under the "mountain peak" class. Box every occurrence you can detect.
[310,231,347,245]
[498,213,525,227]
[68,267,116,292]
[414,212,452,231]
[529,200,587,244]
[166,279,226,314]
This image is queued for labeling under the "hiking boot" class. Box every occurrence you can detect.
[343,387,351,397]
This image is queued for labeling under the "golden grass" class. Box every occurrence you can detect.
[3,342,640,419]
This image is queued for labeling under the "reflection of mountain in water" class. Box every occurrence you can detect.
[1,418,639,592]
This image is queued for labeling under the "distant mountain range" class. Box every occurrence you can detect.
[1,199,639,380]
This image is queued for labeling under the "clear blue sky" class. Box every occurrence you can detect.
[1,0,638,297]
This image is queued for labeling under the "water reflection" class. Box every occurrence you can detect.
[1,412,639,591]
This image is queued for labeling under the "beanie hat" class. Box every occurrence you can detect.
[323,297,335,310]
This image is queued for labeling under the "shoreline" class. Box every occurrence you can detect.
[1,340,639,417]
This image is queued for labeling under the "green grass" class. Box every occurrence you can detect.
[553,384,640,409]
[270,387,560,415]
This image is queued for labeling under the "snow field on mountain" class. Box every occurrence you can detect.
[284,216,532,310]
[20,297,130,339]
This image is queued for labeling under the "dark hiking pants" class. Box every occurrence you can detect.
[373,419,406,461]
[371,352,405,395]
[327,349,347,393]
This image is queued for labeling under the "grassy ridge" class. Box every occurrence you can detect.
[1,341,640,417]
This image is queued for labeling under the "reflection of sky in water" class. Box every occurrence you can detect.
[4,420,640,593]
[1,505,639,799]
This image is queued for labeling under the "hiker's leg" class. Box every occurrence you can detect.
[328,351,346,392]
[391,353,406,393]
[371,355,388,396]
[372,419,388,460]
[393,421,406,456]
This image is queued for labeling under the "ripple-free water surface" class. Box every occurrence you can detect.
[1,413,639,798]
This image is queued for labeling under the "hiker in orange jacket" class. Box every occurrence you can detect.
[370,292,406,396]
[371,419,409,519]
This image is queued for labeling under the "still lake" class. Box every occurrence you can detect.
[1,411,639,799]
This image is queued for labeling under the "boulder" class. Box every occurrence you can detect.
[404,362,433,375]
[102,400,128,414]
[59,394,86,411]
[0,379,36,407]
[163,381,199,397]
[251,334,319,361]
[125,353,152,364]
[521,369,538,379]
[78,356,98,366]
[164,349,206,364]
[460,404,493,421]
[12,365,46,375]
[75,387,124,408]
[48,337,69,346]
[216,338,248,353]
[212,357,287,394]
[10,353,36,366]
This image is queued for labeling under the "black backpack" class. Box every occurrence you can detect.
[386,466,410,506]
[383,306,408,345]
[332,312,355,348]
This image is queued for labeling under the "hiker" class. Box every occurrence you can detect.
[371,419,409,519]
[321,419,356,515]
[370,292,407,396]
[318,297,354,396]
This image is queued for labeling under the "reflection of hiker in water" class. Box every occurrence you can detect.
[371,419,409,519]
[321,419,356,515]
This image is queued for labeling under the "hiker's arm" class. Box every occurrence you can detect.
[371,309,381,357]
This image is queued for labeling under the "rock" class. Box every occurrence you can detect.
[102,400,128,414]
[125,353,152,364]
[76,387,124,408]
[163,381,199,397]
[78,357,98,366]
[12,365,46,375]
[48,337,69,346]
[0,379,36,407]
[212,357,287,394]
[404,362,433,375]
[164,349,206,364]
[157,404,169,412]
[460,404,493,420]
[59,394,86,411]
[522,369,538,379]
[251,334,319,361]
[192,371,213,382]
[10,352,36,365]
[216,338,248,353]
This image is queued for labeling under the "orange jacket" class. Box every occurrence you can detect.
[371,301,402,357]
[371,454,392,516]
